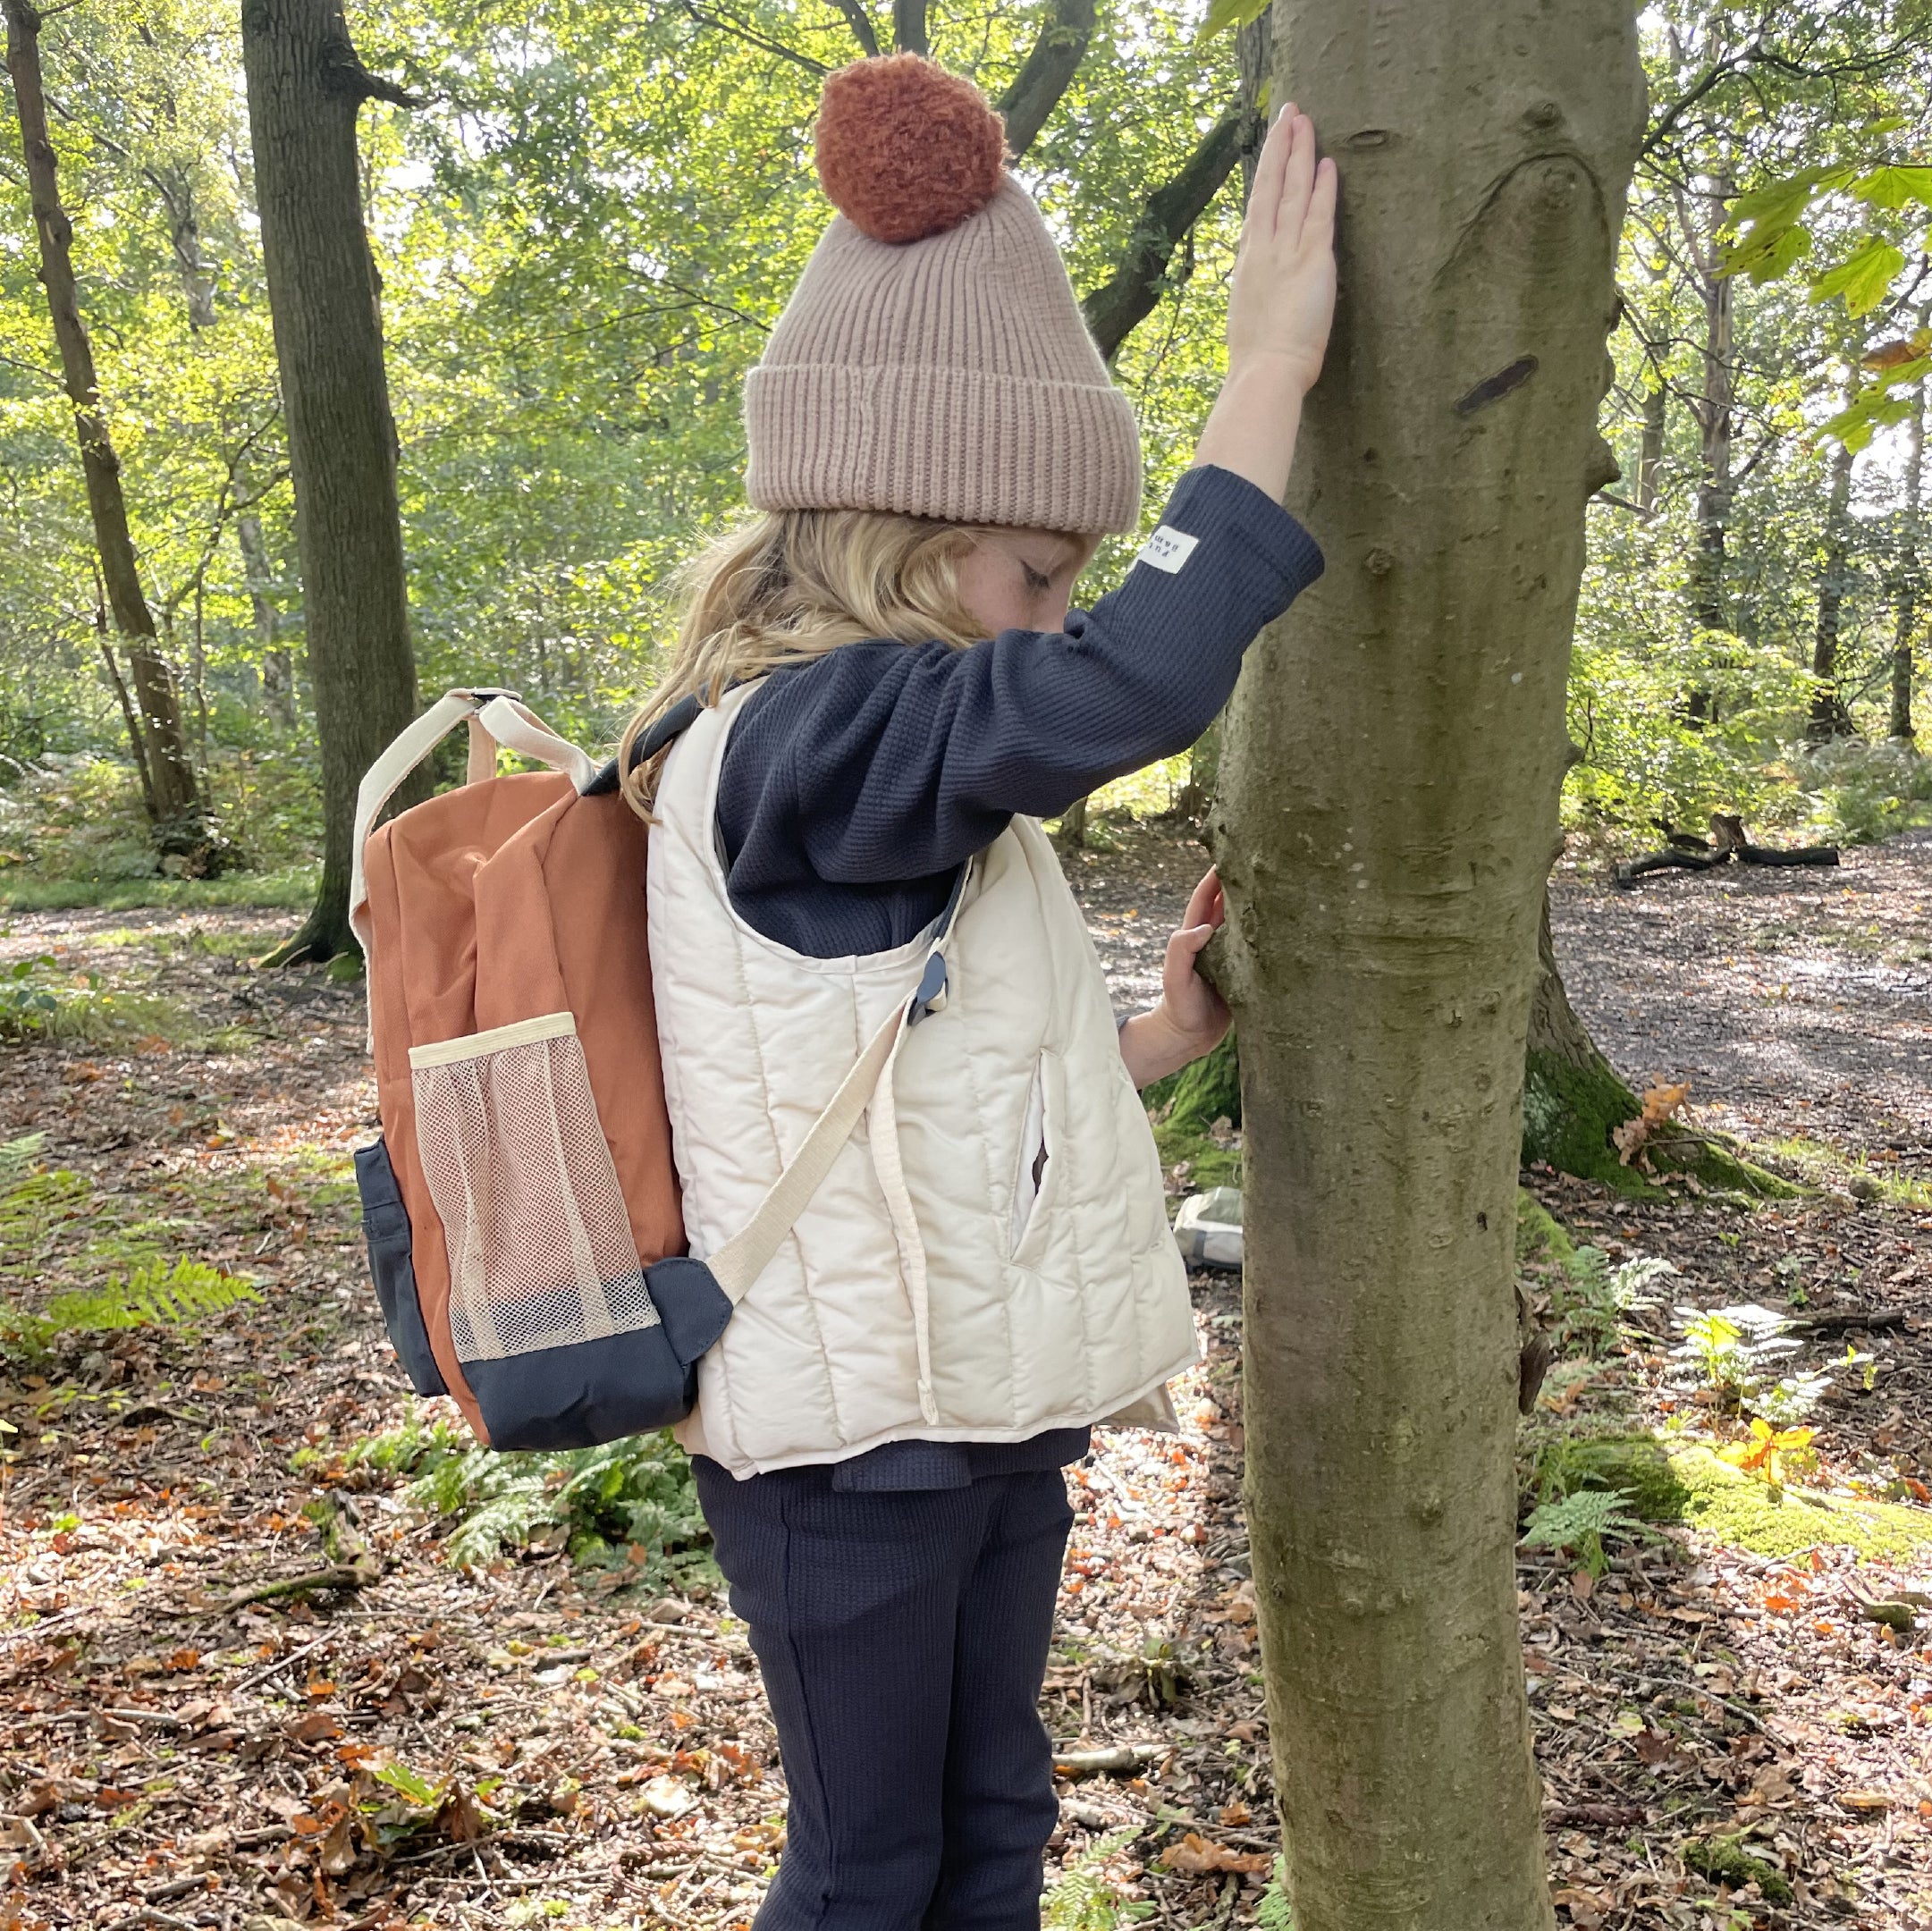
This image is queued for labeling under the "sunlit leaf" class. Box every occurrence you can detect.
[1719,221,1811,284]
[1725,169,1827,234]
[1849,164,1932,210]
[1194,0,1271,43]
[1809,235,1908,316]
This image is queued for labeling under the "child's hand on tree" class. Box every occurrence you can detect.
[1118,868,1232,1090]
[1194,105,1337,502]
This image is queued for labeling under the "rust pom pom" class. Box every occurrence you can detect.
[814,54,1007,245]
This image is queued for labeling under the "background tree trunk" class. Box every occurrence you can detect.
[241,0,421,964]
[1809,375,1860,740]
[1634,375,1665,514]
[1208,6,1644,1926]
[1890,371,1923,743]
[1683,168,1734,724]
[4,0,213,864]
[238,510,298,729]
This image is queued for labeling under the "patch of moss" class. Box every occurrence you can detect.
[1522,1048,1798,1199]
[1683,1834,1793,1904]
[1522,1047,1649,1192]
[1515,1190,1576,1267]
[1751,1133,1932,1210]
[1146,1033,1243,1191]
[1535,1433,1691,1524]
[1668,1444,1932,1564]
[1525,1430,1932,1563]
[1144,1033,1239,1134]
[1150,1121,1241,1192]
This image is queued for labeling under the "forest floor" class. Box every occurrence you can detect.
[0,824,1927,1931]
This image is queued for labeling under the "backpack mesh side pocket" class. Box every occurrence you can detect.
[409,1013,658,1364]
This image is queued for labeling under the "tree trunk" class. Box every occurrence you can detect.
[1809,383,1859,740]
[1634,375,1665,514]
[241,0,422,963]
[4,0,213,862]
[1175,717,1221,824]
[1175,11,1271,834]
[1684,173,1733,724]
[1890,374,1923,743]
[238,510,297,729]
[1209,7,1644,1927]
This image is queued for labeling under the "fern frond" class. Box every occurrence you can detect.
[1522,1488,1646,1552]
[40,1260,257,1337]
[0,1134,46,1190]
[1256,1858,1294,1931]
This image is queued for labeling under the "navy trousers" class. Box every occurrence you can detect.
[691,1458,1074,1931]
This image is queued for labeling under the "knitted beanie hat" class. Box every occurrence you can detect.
[743,55,1142,535]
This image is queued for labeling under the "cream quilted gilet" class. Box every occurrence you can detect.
[646,683,1196,1479]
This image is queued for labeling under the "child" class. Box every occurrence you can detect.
[623,53,1335,1931]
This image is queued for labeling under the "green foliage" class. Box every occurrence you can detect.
[0,957,60,1033]
[1682,1834,1794,1905]
[1041,1829,1154,1931]
[1532,1433,1692,1527]
[0,1137,91,1266]
[1670,1303,1801,1404]
[0,865,316,915]
[1520,1487,1652,1576]
[1548,1246,1680,1359]
[0,952,190,1043]
[1800,738,1932,844]
[1255,1859,1294,1931]
[2,1257,257,1359]
[354,1412,712,1579]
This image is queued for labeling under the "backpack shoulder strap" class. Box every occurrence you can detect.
[583,693,706,797]
[700,857,969,1304]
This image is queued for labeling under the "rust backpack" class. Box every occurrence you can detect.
[350,687,919,1450]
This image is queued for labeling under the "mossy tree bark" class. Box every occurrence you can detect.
[1208,5,1644,1926]
[1523,890,1640,1183]
[242,0,422,964]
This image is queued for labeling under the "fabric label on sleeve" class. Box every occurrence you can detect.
[1135,526,1200,574]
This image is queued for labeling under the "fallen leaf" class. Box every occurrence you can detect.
[1837,1790,1892,1813]
[1158,1832,1270,1876]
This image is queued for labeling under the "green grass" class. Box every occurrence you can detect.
[0,972,197,1046]
[84,926,280,957]
[0,864,316,915]
[1748,1133,1932,1209]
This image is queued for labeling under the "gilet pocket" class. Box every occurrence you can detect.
[1008,1050,1064,1266]
[353,1137,448,1396]
[406,1012,713,1449]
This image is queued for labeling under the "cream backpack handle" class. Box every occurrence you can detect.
[348,687,594,977]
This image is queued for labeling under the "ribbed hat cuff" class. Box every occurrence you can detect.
[744,361,1143,535]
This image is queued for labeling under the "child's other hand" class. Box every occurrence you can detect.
[1228,105,1337,396]
[1118,869,1232,1089]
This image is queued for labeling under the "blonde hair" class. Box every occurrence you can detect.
[620,509,991,816]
